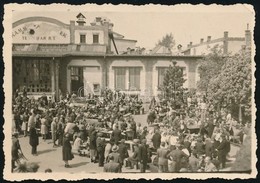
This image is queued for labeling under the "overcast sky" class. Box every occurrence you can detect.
[12,4,254,50]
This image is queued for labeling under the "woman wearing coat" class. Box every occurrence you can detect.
[29,127,39,156]
[62,133,74,168]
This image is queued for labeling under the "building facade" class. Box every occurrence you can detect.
[12,15,202,101]
[181,29,252,56]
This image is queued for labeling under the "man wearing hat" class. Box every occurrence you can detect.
[138,139,151,173]
[109,145,122,172]
[103,155,120,173]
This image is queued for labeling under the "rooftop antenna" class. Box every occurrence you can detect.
[247,23,249,30]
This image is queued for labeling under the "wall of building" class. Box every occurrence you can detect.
[67,59,103,94]
[108,59,145,92]
[74,30,105,44]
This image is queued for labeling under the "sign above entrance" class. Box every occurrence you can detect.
[12,21,70,44]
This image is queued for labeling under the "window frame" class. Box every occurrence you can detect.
[93,33,99,44]
[79,34,86,44]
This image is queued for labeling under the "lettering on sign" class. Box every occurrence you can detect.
[13,22,70,43]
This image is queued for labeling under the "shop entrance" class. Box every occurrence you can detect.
[70,67,84,96]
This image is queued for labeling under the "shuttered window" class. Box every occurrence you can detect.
[114,68,126,90]
[129,67,141,90]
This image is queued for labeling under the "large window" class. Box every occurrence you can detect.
[129,67,141,90]
[13,59,52,92]
[93,34,99,44]
[114,68,126,90]
[158,67,168,90]
[114,67,141,90]
[80,34,86,44]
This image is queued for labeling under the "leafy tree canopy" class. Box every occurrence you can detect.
[197,45,226,92]
[162,61,187,108]
[157,33,175,52]
[207,48,252,120]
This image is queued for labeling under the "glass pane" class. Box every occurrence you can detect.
[115,68,126,90]
[129,67,140,90]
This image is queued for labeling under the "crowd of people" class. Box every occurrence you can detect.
[11,89,251,173]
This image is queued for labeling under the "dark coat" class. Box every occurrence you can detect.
[62,136,74,161]
[138,144,150,164]
[217,139,228,158]
[111,129,122,144]
[103,162,120,173]
[152,133,161,149]
[118,143,129,160]
[89,130,97,150]
[29,128,39,147]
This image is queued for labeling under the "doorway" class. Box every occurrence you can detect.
[70,67,84,96]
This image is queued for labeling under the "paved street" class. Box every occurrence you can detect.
[13,114,240,173]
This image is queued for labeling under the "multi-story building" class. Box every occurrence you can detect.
[181,28,252,56]
[12,14,203,101]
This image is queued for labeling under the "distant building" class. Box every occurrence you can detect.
[12,14,202,101]
[181,29,252,56]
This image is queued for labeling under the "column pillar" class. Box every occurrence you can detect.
[55,59,59,101]
[51,58,55,101]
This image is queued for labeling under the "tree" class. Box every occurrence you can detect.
[157,33,175,52]
[197,45,226,92]
[206,48,252,122]
[162,61,187,108]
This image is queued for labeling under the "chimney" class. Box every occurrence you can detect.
[224,31,228,39]
[207,36,211,42]
[223,31,229,54]
[245,29,251,47]
[76,13,86,26]
[95,17,102,25]
[200,38,204,44]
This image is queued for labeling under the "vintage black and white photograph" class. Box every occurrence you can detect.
[3,3,256,180]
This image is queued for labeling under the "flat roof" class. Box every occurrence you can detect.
[13,51,204,59]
